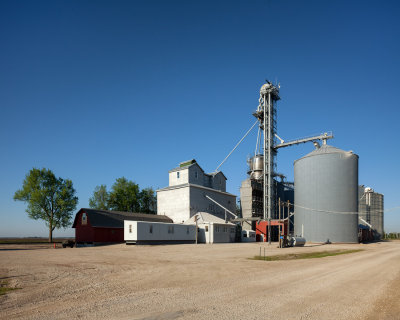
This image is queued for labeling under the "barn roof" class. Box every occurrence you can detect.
[72,208,173,228]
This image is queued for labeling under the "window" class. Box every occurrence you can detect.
[149,225,153,233]
[195,171,198,179]
[243,234,247,238]
[177,172,180,179]
[82,212,87,225]
[168,226,174,234]
[129,225,132,233]
[231,228,235,233]
[223,227,227,233]
[205,226,209,232]
[215,226,220,233]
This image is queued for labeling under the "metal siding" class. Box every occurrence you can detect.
[124,221,196,242]
[189,187,236,221]
[294,146,359,243]
[358,187,384,240]
[157,187,190,223]
[210,223,233,243]
[370,193,384,239]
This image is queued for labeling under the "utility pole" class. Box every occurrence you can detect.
[194,215,199,244]
[287,200,290,238]
[278,198,281,248]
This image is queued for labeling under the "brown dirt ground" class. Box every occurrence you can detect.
[0,241,399,320]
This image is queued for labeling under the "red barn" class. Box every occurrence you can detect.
[72,208,173,246]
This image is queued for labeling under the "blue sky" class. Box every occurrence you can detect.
[1,0,399,237]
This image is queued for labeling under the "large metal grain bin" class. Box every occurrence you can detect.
[294,145,359,243]
[359,186,384,240]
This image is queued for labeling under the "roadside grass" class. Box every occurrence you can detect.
[251,249,364,261]
[0,280,20,296]
[0,238,73,244]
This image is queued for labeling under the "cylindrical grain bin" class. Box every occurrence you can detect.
[294,145,359,243]
[368,191,384,240]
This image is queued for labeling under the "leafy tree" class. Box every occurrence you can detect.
[108,177,140,212]
[139,187,157,214]
[14,168,78,242]
[89,185,109,210]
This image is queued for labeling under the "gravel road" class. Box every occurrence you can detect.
[1,241,399,320]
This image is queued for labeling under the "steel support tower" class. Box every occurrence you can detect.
[253,82,280,244]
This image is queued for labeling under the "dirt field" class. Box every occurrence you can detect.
[1,241,399,320]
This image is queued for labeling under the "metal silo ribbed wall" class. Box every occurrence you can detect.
[294,145,359,243]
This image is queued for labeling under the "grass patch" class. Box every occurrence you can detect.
[251,249,363,261]
[0,280,19,296]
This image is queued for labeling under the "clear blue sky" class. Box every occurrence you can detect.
[1,0,399,237]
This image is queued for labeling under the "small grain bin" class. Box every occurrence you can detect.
[294,145,359,243]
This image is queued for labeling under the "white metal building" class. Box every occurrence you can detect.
[241,230,256,242]
[157,160,236,223]
[124,220,196,244]
[185,212,236,244]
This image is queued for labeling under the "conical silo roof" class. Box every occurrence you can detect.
[294,145,357,163]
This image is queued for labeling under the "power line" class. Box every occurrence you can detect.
[287,203,399,215]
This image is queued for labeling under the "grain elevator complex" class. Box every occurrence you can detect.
[150,80,385,245]
[72,80,385,246]
[236,81,384,244]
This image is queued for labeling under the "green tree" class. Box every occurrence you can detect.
[14,168,78,242]
[108,177,140,212]
[139,187,157,214]
[89,185,109,210]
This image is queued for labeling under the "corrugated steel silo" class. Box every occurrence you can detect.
[294,145,359,243]
[368,191,384,240]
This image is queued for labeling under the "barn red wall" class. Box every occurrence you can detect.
[75,211,95,243]
[74,210,124,243]
[93,228,124,243]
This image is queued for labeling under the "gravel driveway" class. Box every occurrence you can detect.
[1,241,399,320]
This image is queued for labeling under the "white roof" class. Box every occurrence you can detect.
[184,212,235,225]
